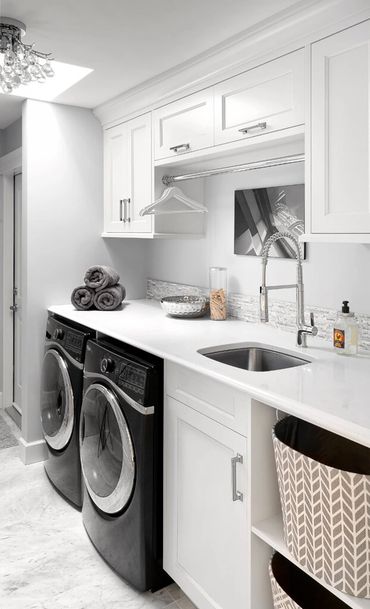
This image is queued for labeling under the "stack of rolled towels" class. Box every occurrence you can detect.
[71,266,126,311]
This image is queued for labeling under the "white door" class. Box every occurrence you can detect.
[214,49,305,145]
[124,113,152,234]
[153,90,214,160]
[103,122,129,233]
[311,20,370,233]
[164,396,249,609]
[13,172,22,412]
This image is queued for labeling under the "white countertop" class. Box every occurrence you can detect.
[49,300,370,448]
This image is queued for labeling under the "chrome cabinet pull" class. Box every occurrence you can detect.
[119,199,124,222]
[122,198,128,223]
[231,453,243,502]
[238,121,267,134]
[127,197,131,222]
[169,143,190,153]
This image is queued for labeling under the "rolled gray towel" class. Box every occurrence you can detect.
[84,265,120,290]
[94,284,126,311]
[71,286,95,311]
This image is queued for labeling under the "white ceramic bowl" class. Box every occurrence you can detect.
[160,295,208,318]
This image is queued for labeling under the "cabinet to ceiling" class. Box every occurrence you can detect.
[101,10,370,243]
[306,18,370,242]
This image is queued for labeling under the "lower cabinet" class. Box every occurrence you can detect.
[164,396,249,609]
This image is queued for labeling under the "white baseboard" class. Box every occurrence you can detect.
[19,436,47,465]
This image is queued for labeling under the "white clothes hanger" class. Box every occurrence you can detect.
[140,185,208,216]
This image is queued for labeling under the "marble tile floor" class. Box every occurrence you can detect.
[0,444,197,609]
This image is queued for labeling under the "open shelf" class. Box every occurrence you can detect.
[252,514,370,609]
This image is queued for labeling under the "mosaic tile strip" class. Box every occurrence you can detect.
[147,278,370,351]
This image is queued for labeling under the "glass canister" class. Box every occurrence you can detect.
[209,267,227,320]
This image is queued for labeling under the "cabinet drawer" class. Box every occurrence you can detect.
[153,89,214,160]
[166,361,249,435]
[214,49,305,145]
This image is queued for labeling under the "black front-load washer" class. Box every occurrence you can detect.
[80,337,170,592]
[40,313,94,508]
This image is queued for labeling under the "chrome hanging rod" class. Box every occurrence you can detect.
[161,153,304,186]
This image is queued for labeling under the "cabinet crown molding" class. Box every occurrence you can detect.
[94,0,370,129]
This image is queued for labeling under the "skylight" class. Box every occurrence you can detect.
[9,61,93,102]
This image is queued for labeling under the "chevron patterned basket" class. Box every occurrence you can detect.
[273,416,370,598]
[269,552,350,609]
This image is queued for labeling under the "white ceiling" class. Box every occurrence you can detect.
[0,0,305,121]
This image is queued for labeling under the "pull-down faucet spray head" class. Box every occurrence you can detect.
[258,231,317,347]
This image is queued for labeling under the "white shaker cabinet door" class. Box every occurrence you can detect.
[311,20,370,234]
[124,113,152,234]
[164,396,249,609]
[214,49,305,145]
[104,113,152,234]
[153,90,214,160]
[104,123,129,233]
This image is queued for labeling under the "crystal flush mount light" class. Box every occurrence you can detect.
[0,17,54,94]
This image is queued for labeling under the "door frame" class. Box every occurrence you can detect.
[0,147,22,412]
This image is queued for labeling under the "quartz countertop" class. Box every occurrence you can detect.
[49,300,370,448]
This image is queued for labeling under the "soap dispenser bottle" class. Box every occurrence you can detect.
[333,300,359,355]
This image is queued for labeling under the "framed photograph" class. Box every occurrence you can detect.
[234,184,306,258]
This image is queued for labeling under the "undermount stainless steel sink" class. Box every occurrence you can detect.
[198,343,311,372]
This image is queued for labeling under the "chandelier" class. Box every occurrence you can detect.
[0,17,54,94]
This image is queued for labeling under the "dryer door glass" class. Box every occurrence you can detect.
[80,383,135,515]
[41,349,74,451]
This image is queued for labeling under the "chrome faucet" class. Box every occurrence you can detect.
[259,231,317,347]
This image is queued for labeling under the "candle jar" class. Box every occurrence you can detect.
[209,267,227,320]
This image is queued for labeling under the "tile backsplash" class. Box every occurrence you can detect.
[147,278,370,351]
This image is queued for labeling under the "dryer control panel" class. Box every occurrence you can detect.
[85,340,161,407]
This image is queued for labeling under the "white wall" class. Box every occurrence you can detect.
[1,118,22,156]
[147,162,370,316]
[22,100,148,449]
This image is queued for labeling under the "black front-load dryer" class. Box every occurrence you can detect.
[41,313,94,508]
[80,338,170,592]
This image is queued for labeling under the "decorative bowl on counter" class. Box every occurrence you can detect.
[160,295,208,318]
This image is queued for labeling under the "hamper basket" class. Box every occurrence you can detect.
[269,552,350,609]
[273,416,370,598]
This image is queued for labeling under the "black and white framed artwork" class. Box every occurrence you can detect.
[234,184,305,258]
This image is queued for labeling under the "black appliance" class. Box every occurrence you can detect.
[41,313,94,508]
[79,337,170,592]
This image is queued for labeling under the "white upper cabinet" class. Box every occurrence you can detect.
[153,90,214,160]
[104,123,129,234]
[104,113,152,235]
[214,49,305,145]
[310,20,370,236]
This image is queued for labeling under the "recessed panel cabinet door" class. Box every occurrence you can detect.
[311,20,370,233]
[104,113,152,234]
[164,396,249,609]
[214,49,305,145]
[104,123,129,233]
[124,113,152,233]
[153,90,214,160]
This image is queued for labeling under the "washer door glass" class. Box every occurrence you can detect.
[41,349,74,451]
[80,383,135,515]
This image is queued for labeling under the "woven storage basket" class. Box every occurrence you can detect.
[269,552,350,609]
[273,416,370,598]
